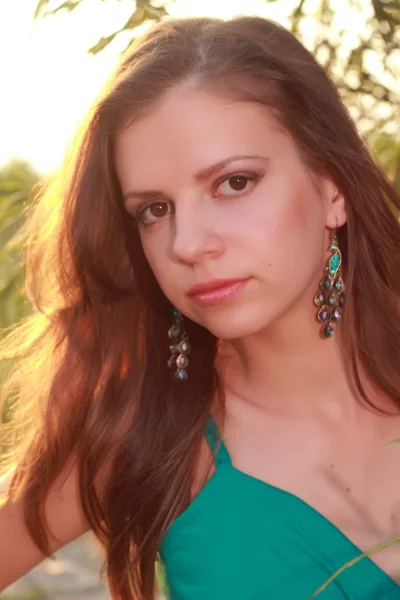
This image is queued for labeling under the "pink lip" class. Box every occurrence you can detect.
[188,278,249,307]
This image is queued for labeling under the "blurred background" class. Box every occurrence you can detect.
[0,0,399,598]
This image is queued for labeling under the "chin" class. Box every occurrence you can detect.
[200,310,269,340]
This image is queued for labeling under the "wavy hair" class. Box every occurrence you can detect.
[1,15,400,599]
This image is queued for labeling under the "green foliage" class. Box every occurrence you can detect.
[284,0,399,143]
[0,584,46,600]
[368,132,400,191]
[0,160,41,333]
[0,588,48,600]
[156,558,169,596]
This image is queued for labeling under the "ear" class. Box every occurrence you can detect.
[322,178,347,229]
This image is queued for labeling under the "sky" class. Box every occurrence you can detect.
[0,0,377,174]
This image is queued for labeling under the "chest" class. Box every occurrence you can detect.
[219,408,400,582]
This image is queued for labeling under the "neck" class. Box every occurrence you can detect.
[218,297,389,420]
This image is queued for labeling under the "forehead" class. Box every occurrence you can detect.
[114,85,290,188]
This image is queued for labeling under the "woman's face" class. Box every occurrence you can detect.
[115,84,345,339]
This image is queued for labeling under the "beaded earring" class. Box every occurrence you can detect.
[168,309,191,381]
[314,227,345,338]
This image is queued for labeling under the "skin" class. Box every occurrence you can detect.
[115,83,400,581]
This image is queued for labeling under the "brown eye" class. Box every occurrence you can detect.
[229,176,248,191]
[138,201,172,225]
[216,173,260,197]
[150,203,169,217]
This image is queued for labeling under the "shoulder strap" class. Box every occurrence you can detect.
[205,414,232,467]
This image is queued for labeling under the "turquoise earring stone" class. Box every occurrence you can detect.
[329,250,341,277]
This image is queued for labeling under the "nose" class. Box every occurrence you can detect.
[172,197,225,265]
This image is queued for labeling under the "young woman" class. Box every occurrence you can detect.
[1,14,400,600]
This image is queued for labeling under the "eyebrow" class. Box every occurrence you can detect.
[122,154,267,203]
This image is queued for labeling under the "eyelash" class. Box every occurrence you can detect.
[135,171,264,227]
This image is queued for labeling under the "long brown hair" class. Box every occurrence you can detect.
[1,15,400,599]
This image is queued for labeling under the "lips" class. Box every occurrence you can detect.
[187,278,250,307]
[188,278,247,296]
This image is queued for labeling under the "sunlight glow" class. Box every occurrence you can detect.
[0,0,374,174]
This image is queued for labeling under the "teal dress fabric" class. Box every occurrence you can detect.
[159,415,400,599]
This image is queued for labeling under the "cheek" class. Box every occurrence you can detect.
[255,177,325,286]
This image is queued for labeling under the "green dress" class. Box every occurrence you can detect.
[159,415,400,599]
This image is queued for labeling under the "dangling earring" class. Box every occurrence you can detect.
[314,227,345,338]
[168,309,191,381]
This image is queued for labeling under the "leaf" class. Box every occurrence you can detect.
[0,192,28,219]
[87,3,166,54]
[88,33,118,54]
[34,0,50,19]
[50,0,81,14]
[36,0,81,17]
[309,533,400,597]
[386,438,400,447]
[143,3,169,20]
